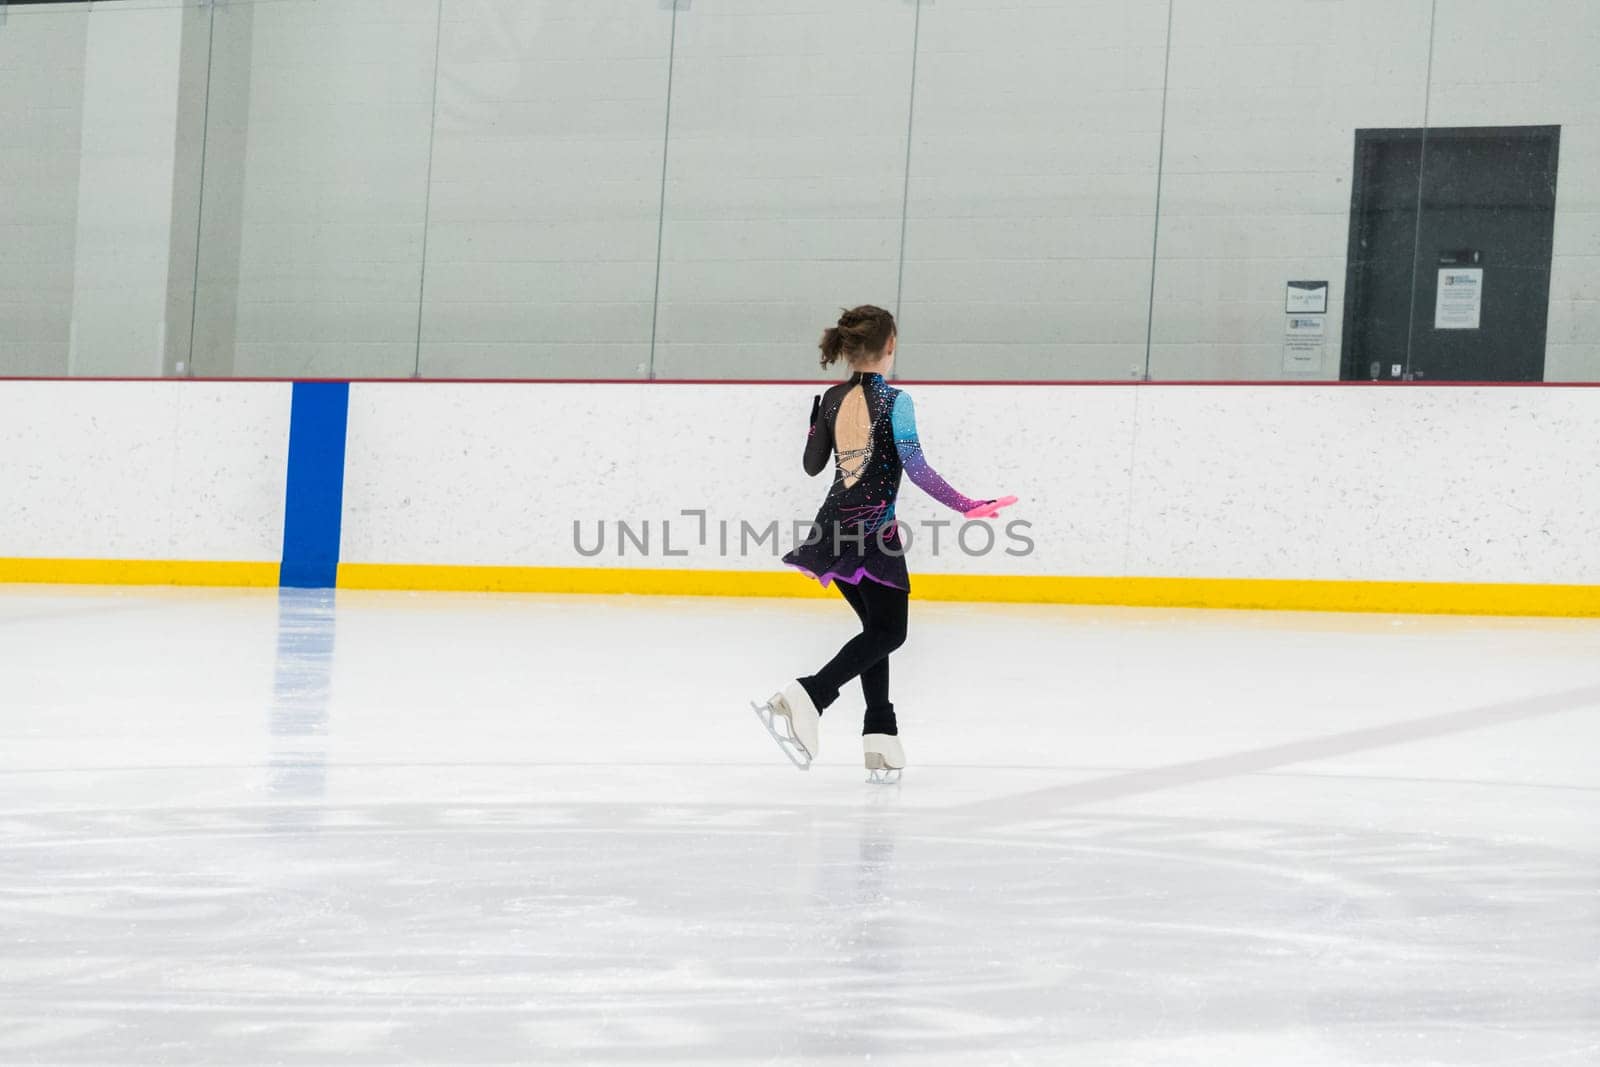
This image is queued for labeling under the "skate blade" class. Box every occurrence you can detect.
[863,752,902,784]
[750,700,812,771]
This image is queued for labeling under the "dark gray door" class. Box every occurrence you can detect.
[1341,126,1560,382]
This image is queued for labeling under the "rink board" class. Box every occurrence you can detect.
[2,379,1600,615]
[0,380,290,575]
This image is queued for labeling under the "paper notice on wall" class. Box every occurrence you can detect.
[1286,281,1329,314]
[1283,315,1326,373]
[1435,268,1483,330]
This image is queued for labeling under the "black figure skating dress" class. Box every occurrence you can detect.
[782,371,985,592]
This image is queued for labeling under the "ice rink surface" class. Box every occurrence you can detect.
[1,585,1597,1066]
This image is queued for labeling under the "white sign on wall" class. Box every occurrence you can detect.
[1286,281,1329,315]
[1283,314,1326,373]
[1435,268,1484,330]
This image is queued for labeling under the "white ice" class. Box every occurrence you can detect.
[1,585,1598,1066]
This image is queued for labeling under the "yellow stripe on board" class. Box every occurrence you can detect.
[337,563,835,599]
[1,558,1595,617]
[337,563,1600,619]
[0,558,279,588]
[911,574,1600,617]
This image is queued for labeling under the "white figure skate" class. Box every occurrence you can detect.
[751,682,820,771]
[863,733,905,784]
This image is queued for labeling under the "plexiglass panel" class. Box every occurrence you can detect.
[1147,0,1434,381]
[651,0,916,380]
[189,0,440,378]
[0,0,192,378]
[418,0,671,379]
[900,0,1167,381]
[1423,1,1599,383]
[0,2,91,377]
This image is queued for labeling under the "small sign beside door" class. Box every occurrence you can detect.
[1435,267,1484,330]
[1286,281,1329,314]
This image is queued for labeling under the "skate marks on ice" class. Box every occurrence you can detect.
[957,681,1600,821]
[2,799,1598,1065]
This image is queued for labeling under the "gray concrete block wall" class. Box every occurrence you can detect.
[0,8,88,376]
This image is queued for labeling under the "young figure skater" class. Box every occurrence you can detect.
[753,305,1016,781]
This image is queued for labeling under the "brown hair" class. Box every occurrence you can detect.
[818,305,896,368]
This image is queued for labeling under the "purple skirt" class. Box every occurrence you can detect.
[782,522,910,593]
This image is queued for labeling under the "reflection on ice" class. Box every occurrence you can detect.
[268,589,337,811]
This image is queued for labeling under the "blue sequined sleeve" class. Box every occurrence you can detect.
[890,392,983,513]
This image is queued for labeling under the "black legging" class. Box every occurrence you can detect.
[799,579,908,736]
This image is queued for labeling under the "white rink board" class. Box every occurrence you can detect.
[1126,386,1600,584]
[339,382,1137,576]
[0,382,291,562]
[1,379,1596,588]
[343,382,1600,586]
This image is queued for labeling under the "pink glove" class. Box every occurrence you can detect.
[962,495,1018,519]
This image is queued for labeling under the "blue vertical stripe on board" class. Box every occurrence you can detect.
[280,382,350,589]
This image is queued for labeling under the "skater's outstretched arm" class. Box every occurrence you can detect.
[890,392,991,515]
[802,392,833,476]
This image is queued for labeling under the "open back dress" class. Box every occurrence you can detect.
[782,371,984,593]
